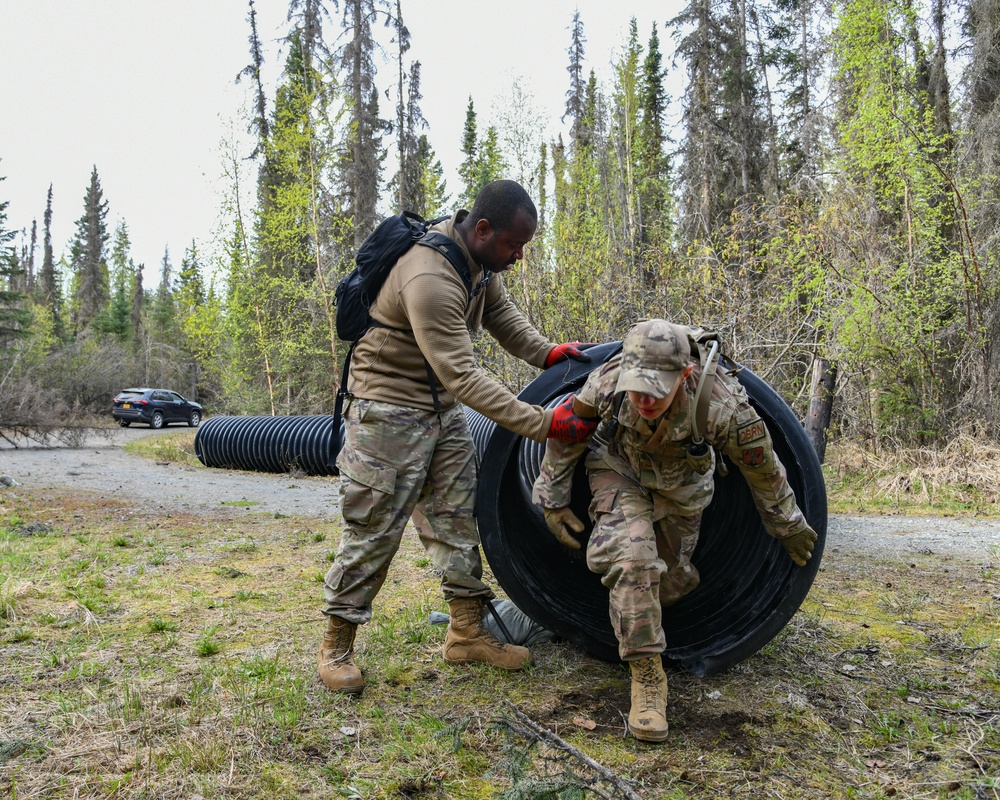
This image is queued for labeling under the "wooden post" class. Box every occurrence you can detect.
[805,358,836,463]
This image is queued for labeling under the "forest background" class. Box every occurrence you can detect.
[1,0,998,455]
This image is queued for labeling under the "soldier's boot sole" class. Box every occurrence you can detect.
[443,635,531,670]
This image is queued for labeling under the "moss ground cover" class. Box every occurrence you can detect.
[1,478,997,798]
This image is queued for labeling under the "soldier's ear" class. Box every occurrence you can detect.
[474,218,494,241]
[683,364,695,379]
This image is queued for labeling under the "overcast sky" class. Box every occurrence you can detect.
[0,1,683,284]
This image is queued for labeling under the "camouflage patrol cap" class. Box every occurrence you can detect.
[615,319,692,398]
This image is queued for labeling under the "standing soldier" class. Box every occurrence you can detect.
[318,180,597,694]
[532,319,818,742]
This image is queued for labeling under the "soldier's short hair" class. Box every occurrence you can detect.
[469,180,537,233]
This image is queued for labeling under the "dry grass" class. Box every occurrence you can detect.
[1,485,998,799]
[123,429,201,468]
[825,435,1000,516]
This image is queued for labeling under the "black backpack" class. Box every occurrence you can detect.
[328,211,491,469]
[334,211,476,342]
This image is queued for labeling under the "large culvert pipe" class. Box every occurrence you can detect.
[194,415,340,476]
[194,343,826,677]
[469,341,827,677]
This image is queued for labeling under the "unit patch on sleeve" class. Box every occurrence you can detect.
[741,446,765,467]
[736,419,767,446]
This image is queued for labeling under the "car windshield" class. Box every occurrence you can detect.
[117,391,145,400]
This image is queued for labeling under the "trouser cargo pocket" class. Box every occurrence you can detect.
[337,449,396,528]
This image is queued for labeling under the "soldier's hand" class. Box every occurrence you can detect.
[543,507,585,550]
[547,395,599,442]
[781,527,818,566]
[545,342,592,368]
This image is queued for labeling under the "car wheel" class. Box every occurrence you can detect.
[118,420,131,428]
[189,411,201,428]
[151,411,165,429]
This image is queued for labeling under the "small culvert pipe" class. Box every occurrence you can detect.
[194,415,341,476]
[469,341,827,677]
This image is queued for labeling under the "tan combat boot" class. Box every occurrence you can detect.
[628,656,669,742]
[317,615,364,694]
[442,597,532,670]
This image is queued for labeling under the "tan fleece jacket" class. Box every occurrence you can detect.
[347,211,555,442]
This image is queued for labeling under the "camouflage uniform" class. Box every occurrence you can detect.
[532,321,815,661]
[323,398,491,624]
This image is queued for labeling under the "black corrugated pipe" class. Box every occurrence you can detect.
[468,341,827,677]
[194,343,825,677]
[194,415,340,476]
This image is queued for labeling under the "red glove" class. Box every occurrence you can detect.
[545,342,592,368]
[547,395,599,442]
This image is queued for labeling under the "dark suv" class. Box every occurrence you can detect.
[112,388,204,429]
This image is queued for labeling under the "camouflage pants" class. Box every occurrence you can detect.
[323,399,492,625]
[586,466,705,661]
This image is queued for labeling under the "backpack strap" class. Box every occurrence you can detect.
[416,232,492,299]
[484,598,516,644]
[328,339,358,471]
[364,317,443,413]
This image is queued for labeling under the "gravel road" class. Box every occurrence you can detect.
[3,428,999,560]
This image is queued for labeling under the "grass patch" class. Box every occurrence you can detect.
[123,429,202,467]
[824,435,1000,516]
[1,486,998,799]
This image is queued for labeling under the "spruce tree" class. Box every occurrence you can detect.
[237,0,274,199]
[637,22,672,246]
[151,245,176,342]
[397,61,428,213]
[415,135,449,217]
[458,97,479,207]
[609,18,644,258]
[21,220,36,295]
[771,0,829,192]
[37,184,62,340]
[339,0,390,245]
[389,1,421,211]
[130,261,144,346]
[0,174,31,343]
[69,165,110,332]
[99,220,134,340]
[564,10,587,146]
[474,127,507,197]
[674,0,769,240]
[177,239,206,315]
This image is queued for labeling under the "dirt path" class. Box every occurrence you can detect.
[3,429,999,560]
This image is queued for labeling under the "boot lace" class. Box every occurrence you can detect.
[470,619,507,650]
[634,659,664,712]
[323,623,356,665]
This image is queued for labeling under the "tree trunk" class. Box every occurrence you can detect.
[805,357,836,463]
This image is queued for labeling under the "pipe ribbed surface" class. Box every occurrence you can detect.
[194,415,341,476]
[469,342,827,677]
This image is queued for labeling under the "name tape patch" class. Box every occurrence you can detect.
[736,419,767,446]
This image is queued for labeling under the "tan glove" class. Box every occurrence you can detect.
[781,526,818,566]
[543,507,585,550]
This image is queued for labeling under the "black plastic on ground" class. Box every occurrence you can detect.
[468,342,827,677]
[194,415,341,476]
